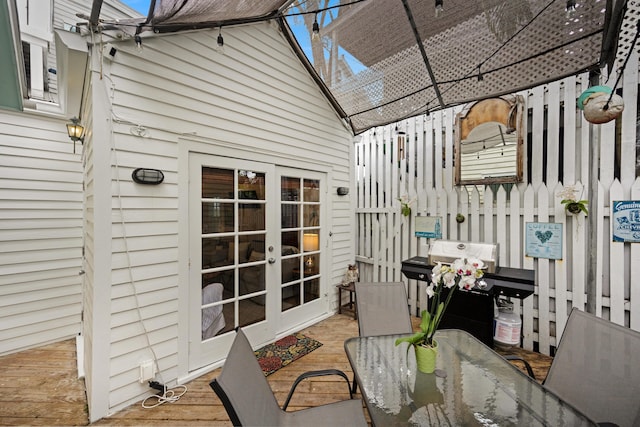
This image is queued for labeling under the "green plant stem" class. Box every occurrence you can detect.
[429,284,457,342]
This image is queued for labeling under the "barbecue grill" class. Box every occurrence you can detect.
[402,240,534,347]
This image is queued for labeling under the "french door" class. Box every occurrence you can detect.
[188,153,326,370]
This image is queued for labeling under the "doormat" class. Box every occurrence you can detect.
[254,333,323,376]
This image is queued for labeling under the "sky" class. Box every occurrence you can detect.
[122,0,150,15]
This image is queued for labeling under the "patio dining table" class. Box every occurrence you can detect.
[344,330,597,426]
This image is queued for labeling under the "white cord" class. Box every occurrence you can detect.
[141,385,188,409]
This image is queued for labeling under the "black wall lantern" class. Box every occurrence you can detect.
[132,168,164,185]
[66,117,85,143]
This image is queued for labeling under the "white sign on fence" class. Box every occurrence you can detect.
[612,200,640,242]
[525,222,563,259]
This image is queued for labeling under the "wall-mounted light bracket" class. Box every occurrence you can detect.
[132,168,164,185]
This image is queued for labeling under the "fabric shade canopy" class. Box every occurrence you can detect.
[100,0,625,134]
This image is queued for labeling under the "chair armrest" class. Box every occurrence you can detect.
[282,369,353,410]
[503,355,536,380]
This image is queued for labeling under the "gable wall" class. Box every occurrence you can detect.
[83,21,354,418]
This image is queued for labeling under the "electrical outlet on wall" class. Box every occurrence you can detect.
[139,360,155,383]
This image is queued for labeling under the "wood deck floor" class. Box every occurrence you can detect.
[0,314,552,426]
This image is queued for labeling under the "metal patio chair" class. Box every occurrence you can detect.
[352,281,414,393]
[541,308,640,427]
[210,328,367,427]
[355,282,414,337]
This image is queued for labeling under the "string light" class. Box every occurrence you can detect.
[312,13,320,41]
[435,0,444,18]
[565,0,577,18]
[217,27,225,53]
[477,65,484,82]
[134,34,142,52]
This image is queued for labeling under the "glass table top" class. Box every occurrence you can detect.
[344,330,596,426]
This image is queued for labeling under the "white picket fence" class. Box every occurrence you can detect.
[354,61,640,355]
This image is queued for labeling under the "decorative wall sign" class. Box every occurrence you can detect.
[612,200,640,242]
[415,216,442,239]
[525,222,563,259]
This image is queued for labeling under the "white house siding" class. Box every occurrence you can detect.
[83,21,353,419]
[0,110,82,356]
[0,0,140,372]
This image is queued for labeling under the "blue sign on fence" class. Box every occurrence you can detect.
[415,216,442,239]
[525,222,563,259]
[612,200,640,243]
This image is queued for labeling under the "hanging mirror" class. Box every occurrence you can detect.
[454,95,525,186]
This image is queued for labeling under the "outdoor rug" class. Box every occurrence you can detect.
[254,333,323,376]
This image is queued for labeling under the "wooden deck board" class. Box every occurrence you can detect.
[0,314,552,426]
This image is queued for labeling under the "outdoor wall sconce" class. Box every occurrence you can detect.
[66,117,85,143]
[132,168,164,185]
[337,187,349,196]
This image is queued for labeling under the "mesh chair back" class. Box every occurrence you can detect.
[544,308,640,427]
[355,282,413,337]
[211,328,282,426]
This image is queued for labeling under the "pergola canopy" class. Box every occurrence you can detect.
[105,0,624,134]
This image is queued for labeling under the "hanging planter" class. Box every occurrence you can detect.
[561,199,588,216]
[558,186,588,216]
[577,86,624,124]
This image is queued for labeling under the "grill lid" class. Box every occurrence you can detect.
[427,240,498,273]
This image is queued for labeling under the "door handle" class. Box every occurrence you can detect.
[268,257,276,264]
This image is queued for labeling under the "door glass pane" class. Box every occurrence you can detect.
[304,205,319,227]
[203,167,233,198]
[203,202,234,234]
[304,278,320,302]
[240,299,265,326]
[282,283,300,311]
[202,236,233,269]
[281,204,298,228]
[239,203,265,231]
[304,179,319,202]
[281,177,300,201]
[238,170,265,199]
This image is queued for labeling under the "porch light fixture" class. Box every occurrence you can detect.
[435,0,443,18]
[66,117,84,143]
[565,0,577,18]
[312,14,320,41]
[132,168,164,185]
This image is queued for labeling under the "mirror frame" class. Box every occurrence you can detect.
[454,95,525,186]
